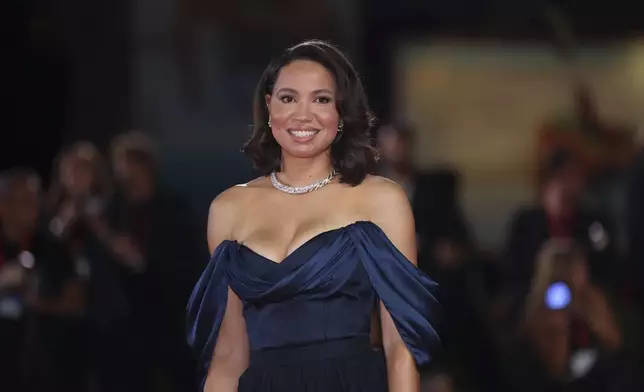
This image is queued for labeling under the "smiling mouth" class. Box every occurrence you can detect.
[288,128,320,138]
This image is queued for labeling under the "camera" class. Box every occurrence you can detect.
[535,241,587,311]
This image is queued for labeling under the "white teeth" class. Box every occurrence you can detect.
[289,129,318,138]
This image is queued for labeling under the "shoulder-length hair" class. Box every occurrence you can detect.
[242,40,378,186]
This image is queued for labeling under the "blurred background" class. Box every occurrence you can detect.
[2,0,644,391]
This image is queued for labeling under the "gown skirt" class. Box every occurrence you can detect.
[238,336,388,392]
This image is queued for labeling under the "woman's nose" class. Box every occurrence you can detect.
[292,101,313,121]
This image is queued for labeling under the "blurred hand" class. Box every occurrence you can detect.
[83,197,105,217]
[0,262,26,290]
[111,234,146,272]
[85,214,112,243]
[529,308,571,378]
[59,200,79,226]
[50,200,80,237]
[571,286,622,350]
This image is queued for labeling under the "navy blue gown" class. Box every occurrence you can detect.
[186,221,440,391]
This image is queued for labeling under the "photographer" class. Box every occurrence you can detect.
[505,240,639,391]
[506,150,617,292]
[0,168,84,392]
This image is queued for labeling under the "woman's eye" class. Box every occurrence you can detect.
[279,95,295,103]
[315,96,332,104]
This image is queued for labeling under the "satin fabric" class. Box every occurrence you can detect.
[186,221,440,390]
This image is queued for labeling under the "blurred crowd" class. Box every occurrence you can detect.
[376,120,644,392]
[0,132,201,392]
[1,122,644,392]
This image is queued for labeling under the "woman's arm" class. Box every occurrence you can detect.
[203,193,249,391]
[575,287,623,351]
[380,303,419,392]
[204,287,249,391]
[365,177,420,392]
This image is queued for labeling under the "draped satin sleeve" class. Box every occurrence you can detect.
[185,241,233,389]
[349,222,441,366]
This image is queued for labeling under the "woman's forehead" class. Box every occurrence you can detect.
[273,60,335,92]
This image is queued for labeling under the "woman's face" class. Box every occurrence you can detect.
[60,156,94,197]
[266,60,340,161]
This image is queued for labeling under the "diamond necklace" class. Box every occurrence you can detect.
[270,170,337,194]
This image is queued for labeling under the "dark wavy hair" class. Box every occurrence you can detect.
[242,40,378,186]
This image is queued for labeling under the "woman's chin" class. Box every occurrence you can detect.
[281,145,331,160]
[279,139,333,159]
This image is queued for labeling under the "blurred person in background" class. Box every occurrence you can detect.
[0,168,84,392]
[376,123,503,392]
[503,240,639,391]
[47,142,112,238]
[46,141,127,391]
[506,149,617,291]
[375,123,473,275]
[94,131,199,392]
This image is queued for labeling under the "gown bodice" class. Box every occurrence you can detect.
[186,221,440,388]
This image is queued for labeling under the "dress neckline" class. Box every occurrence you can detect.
[221,221,376,265]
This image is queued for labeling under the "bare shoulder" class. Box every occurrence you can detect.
[357,175,417,263]
[207,177,267,252]
[210,176,269,208]
[359,175,410,208]
[241,175,272,189]
[357,175,413,221]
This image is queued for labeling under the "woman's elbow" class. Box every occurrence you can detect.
[206,350,248,390]
[384,342,416,371]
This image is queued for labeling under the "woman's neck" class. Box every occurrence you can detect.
[278,154,334,187]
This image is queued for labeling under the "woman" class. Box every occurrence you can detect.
[187,40,440,392]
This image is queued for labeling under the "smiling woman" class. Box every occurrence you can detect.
[187,40,440,392]
[268,60,341,156]
[243,40,377,186]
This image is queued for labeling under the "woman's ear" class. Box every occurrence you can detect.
[265,95,272,114]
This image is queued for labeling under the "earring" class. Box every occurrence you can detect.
[338,120,344,132]
[268,116,272,128]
